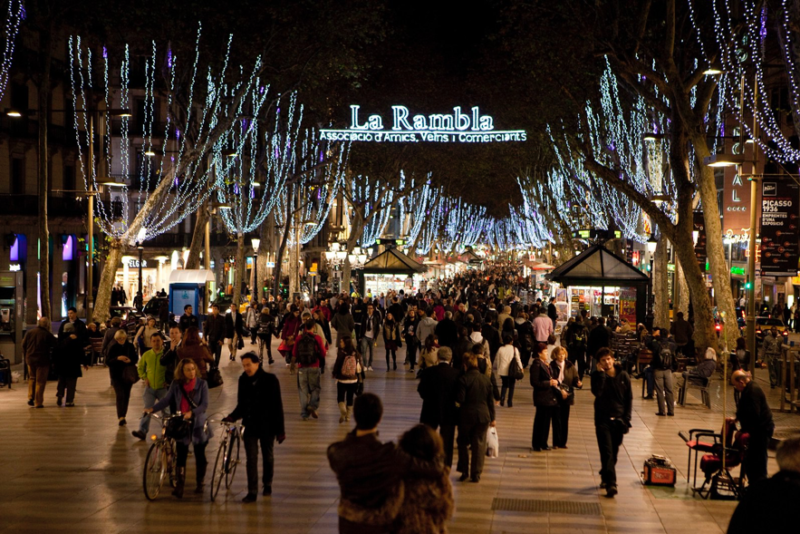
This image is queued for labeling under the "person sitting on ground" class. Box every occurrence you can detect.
[394,424,455,534]
[327,393,444,534]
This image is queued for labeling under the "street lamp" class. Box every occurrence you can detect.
[251,237,260,301]
[137,227,147,311]
[647,235,658,329]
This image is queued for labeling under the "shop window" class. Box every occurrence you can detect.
[62,234,74,261]
[9,234,26,262]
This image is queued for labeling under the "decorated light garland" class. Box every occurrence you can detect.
[0,0,23,104]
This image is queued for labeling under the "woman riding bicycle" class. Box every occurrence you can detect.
[144,358,212,498]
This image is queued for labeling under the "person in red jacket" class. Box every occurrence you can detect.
[291,320,327,420]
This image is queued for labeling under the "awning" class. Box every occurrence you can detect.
[362,248,427,274]
[546,244,649,284]
[169,269,215,284]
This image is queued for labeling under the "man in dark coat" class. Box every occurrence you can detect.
[223,353,285,502]
[587,317,611,367]
[22,317,56,408]
[58,307,88,347]
[547,297,558,328]
[178,304,199,333]
[226,303,245,361]
[481,321,502,364]
[203,303,227,366]
[732,370,775,484]
[727,436,800,534]
[455,353,496,483]
[417,347,460,469]
[434,311,459,349]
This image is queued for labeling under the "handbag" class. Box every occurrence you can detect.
[508,349,524,381]
[486,426,499,458]
[207,366,223,389]
[237,336,244,350]
[165,416,193,441]
[122,364,140,385]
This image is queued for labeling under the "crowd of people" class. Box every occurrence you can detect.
[18,266,787,532]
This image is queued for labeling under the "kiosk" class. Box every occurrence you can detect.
[360,248,427,296]
[168,270,215,331]
[0,271,24,364]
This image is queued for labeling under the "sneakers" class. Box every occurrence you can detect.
[367,366,374,371]
[242,494,257,503]
[132,430,147,441]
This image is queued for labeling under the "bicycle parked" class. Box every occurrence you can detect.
[142,413,178,501]
[210,420,243,502]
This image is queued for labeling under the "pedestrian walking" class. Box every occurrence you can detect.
[651,329,677,417]
[762,327,782,388]
[550,346,581,448]
[291,319,326,420]
[54,322,89,407]
[403,309,420,372]
[256,307,277,364]
[496,333,523,407]
[203,304,226,366]
[245,301,260,345]
[382,312,402,371]
[223,352,285,502]
[455,353,496,482]
[732,370,774,483]
[226,303,245,361]
[591,348,632,497]
[160,324,183,389]
[359,302,381,371]
[177,327,215,380]
[332,335,364,424]
[144,358,212,498]
[178,304,199,333]
[531,342,559,451]
[132,333,169,441]
[278,305,302,365]
[134,316,160,356]
[107,330,139,426]
[417,346,460,469]
[22,317,56,408]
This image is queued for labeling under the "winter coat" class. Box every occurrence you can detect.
[395,469,454,534]
[55,335,89,378]
[151,378,212,445]
[530,358,558,407]
[227,367,285,438]
[106,341,139,382]
[331,311,356,338]
[22,326,56,367]
[177,343,214,379]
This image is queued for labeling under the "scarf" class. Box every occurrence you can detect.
[180,379,196,414]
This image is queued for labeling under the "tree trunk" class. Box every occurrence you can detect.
[653,234,670,329]
[341,205,364,296]
[288,229,300,298]
[272,210,291,298]
[233,232,245,305]
[92,240,125,323]
[674,257,690,316]
[185,202,209,270]
[691,138,739,352]
[38,27,52,319]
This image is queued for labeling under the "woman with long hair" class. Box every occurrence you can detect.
[383,312,402,371]
[145,358,212,498]
[331,335,364,423]
[107,330,139,426]
[420,334,440,371]
[177,327,214,379]
[403,309,420,372]
[550,346,581,448]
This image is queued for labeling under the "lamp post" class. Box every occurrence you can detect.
[137,227,147,311]
[251,237,260,302]
[647,235,658,330]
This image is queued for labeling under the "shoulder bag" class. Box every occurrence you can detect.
[122,364,140,385]
[207,365,223,389]
[508,348,524,381]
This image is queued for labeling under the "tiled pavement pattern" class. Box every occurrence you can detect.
[0,338,791,534]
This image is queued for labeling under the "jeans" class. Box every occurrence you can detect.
[552,402,571,447]
[111,379,133,418]
[766,352,780,387]
[244,432,275,494]
[139,387,169,435]
[56,376,78,404]
[595,419,625,486]
[27,364,49,407]
[654,369,674,415]
[532,405,555,449]
[643,366,655,397]
[500,375,516,405]
[297,366,321,418]
[209,338,223,366]
[336,382,358,406]
[360,337,374,367]
[456,421,489,478]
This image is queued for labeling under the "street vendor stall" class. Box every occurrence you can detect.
[546,244,649,324]
[360,248,427,296]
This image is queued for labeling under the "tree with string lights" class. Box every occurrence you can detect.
[69,27,272,322]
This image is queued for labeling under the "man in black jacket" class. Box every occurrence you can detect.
[203,304,227,366]
[435,311,459,349]
[417,347,460,468]
[732,370,774,484]
[587,317,611,368]
[591,348,632,497]
[178,304,199,333]
[223,353,285,503]
[455,353,496,483]
[226,303,245,362]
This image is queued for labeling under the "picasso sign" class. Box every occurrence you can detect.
[320,105,527,143]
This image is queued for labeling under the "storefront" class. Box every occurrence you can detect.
[360,248,427,296]
[114,254,175,305]
[546,244,650,325]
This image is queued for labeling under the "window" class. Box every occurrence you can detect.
[11,158,25,194]
[63,165,75,191]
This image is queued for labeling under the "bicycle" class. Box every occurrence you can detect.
[142,413,179,501]
[210,420,243,502]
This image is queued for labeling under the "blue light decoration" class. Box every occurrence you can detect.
[68,24,270,244]
[703,0,800,164]
[0,0,23,103]
[396,172,437,245]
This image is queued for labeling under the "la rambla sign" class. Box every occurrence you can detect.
[320,105,527,143]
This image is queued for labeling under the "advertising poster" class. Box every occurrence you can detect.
[619,288,637,325]
[760,179,800,277]
[693,211,707,271]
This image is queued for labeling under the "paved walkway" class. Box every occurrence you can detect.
[0,339,791,533]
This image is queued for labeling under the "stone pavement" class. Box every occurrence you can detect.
[0,338,791,533]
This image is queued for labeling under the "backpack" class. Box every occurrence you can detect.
[570,329,586,349]
[296,333,320,366]
[658,343,675,371]
[340,353,358,380]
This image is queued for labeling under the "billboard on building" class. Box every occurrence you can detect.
[722,167,751,234]
[760,178,800,278]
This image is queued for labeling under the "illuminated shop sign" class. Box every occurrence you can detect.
[320,105,527,143]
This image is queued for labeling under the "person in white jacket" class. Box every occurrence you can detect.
[495,333,523,407]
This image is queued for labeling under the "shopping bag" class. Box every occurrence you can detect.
[486,426,499,458]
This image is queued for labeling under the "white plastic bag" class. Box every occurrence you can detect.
[486,426,499,458]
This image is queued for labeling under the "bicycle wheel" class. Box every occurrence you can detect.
[225,432,241,489]
[143,441,167,501]
[167,440,177,488]
[210,438,227,502]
